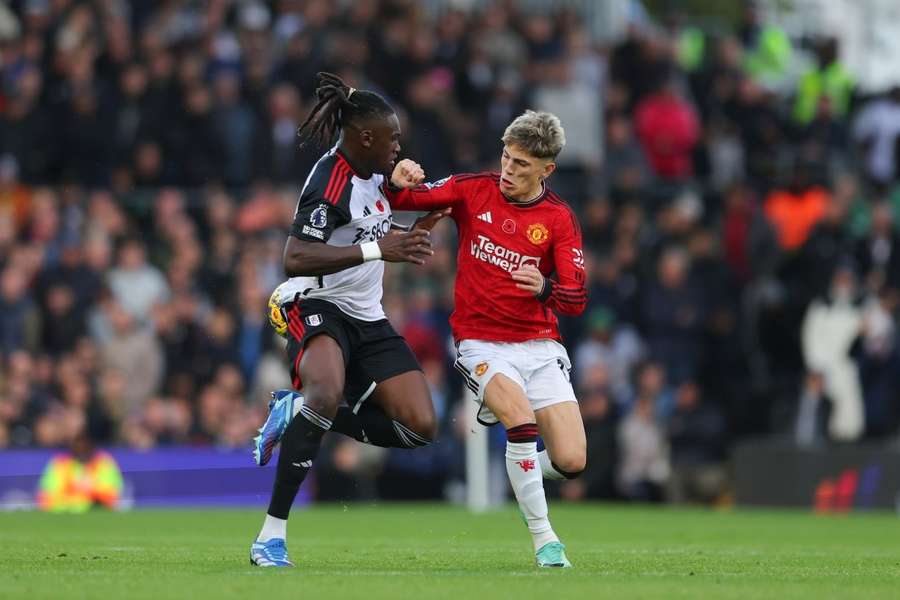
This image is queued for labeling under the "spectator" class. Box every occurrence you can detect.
[793,38,853,126]
[106,237,169,324]
[97,299,163,417]
[801,264,864,441]
[61,87,113,187]
[0,265,40,356]
[763,162,829,251]
[211,70,258,188]
[666,381,727,504]
[852,87,900,189]
[0,65,52,183]
[857,291,898,436]
[797,192,853,301]
[112,62,154,170]
[855,201,900,295]
[168,84,222,187]
[641,247,704,381]
[617,396,670,502]
[575,307,644,405]
[252,84,305,184]
[38,282,85,356]
[36,429,123,513]
[634,76,701,181]
[602,112,653,200]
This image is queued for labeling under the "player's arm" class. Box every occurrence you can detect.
[511,212,588,316]
[285,191,433,277]
[542,211,588,315]
[384,159,463,211]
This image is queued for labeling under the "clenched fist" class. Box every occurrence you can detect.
[391,159,425,189]
[511,264,546,295]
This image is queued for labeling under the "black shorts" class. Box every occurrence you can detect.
[284,298,421,405]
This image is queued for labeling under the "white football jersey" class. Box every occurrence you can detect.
[277,147,394,321]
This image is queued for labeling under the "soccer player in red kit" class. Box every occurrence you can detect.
[387,110,587,568]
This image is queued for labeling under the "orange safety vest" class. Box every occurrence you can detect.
[36,451,124,512]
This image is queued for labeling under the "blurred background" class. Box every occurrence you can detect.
[1,0,900,512]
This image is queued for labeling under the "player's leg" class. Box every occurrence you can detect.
[480,372,568,566]
[360,369,436,446]
[252,334,344,567]
[535,402,586,481]
[456,341,562,561]
[260,379,434,452]
[334,320,436,447]
[260,320,434,450]
[525,345,585,482]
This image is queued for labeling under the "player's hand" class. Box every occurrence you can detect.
[378,228,433,265]
[391,159,425,189]
[511,265,546,295]
[413,207,452,231]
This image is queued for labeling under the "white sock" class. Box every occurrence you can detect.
[538,450,566,481]
[257,514,287,542]
[506,441,559,552]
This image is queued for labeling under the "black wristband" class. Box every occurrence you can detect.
[536,277,553,302]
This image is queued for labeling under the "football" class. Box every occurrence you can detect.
[267,282,289,338]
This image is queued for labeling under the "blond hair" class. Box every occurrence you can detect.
[501,110,566,160]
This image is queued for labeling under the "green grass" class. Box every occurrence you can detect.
[2,504,899,599]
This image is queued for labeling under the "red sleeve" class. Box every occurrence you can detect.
[384,175,465,211]
[538,209,587,316]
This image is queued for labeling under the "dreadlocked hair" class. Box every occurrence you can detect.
[297,72,395,148]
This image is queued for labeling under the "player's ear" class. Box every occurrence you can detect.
[359,128,374,148]
[541,160,556,180]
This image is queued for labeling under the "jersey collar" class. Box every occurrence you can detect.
[335,148,363,178]
[501,180,548,208]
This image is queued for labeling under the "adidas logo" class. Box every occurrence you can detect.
[363,206,371,217]
[292,460,313,468]
[477,211,492,223]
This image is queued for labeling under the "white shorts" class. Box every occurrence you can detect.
[454,339,578,426]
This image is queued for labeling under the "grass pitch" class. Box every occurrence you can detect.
[2,503,899,599]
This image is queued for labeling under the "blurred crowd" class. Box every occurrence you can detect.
[3,0,900,504]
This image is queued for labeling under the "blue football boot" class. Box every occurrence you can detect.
[250,538,294,567]
[252,389,300,466]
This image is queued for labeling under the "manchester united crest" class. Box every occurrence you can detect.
[526,223,550,245]
[474,362,489,376]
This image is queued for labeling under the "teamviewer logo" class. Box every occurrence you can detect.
[469,235,540,273]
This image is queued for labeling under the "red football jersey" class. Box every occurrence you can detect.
[386,172,587,343]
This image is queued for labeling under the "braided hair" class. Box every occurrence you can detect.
[297,72,395,148]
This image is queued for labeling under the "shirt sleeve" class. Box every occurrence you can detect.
[538,209,588,316]
[384,175,466,211]
[290,189,351,243]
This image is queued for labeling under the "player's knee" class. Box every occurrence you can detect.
[407,412,437,442]
[392,411,436,447]
[552,452,586,478]
[301,378,342,414]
